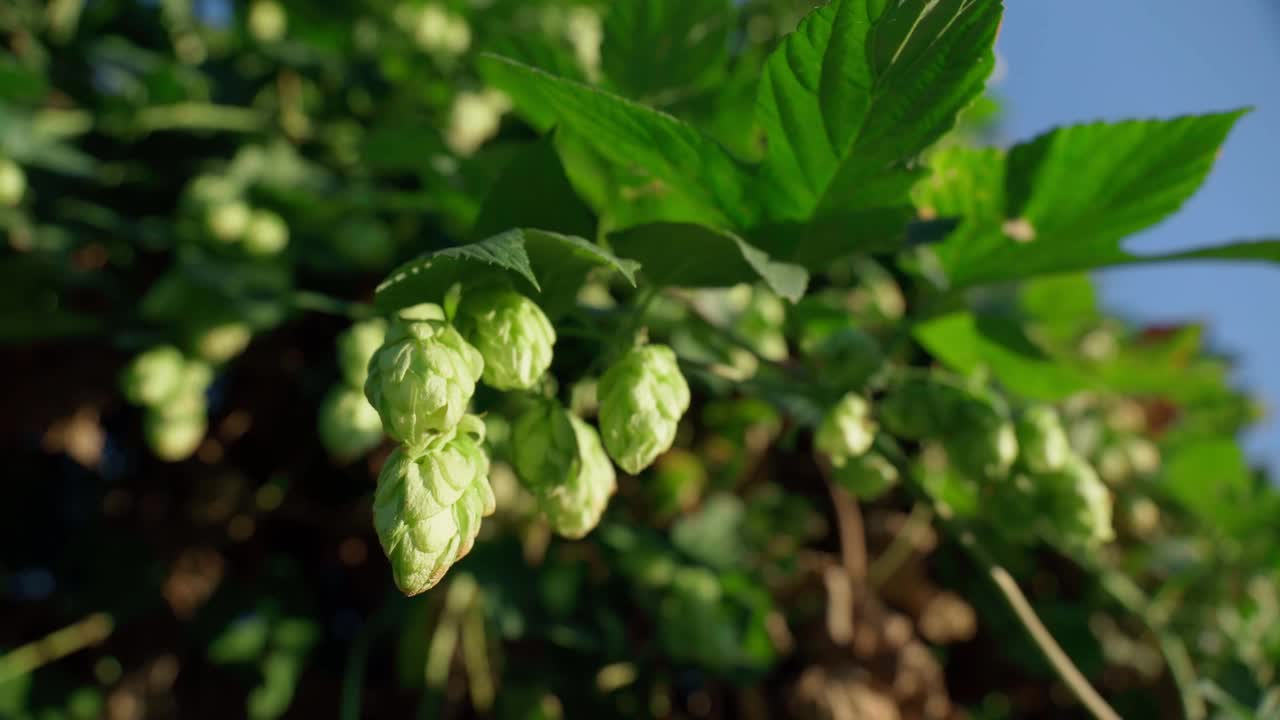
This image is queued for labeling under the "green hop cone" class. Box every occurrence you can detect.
[732,286,788,362]
[243,209,289,256]
[364,316,484,454]
[1036,454,1115,552]
[318,386,384,462]
[144,410,207,462]
[455,287,555,391]
[373,415,496,595]
[944,403,1018,481]
[121,346,187,406]
[834,452,899,500]
[880,376,950,439]
[336,318,389,388]
[1016,405,1071,474]
[815,393,877,467]
[206,201,251,244]
[809,325,885,391]
[598,345,691,474]
[0,157,25,207]
[512,401,617,539]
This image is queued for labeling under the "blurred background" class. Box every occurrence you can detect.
[998,0,1280,472]
[3,1,1279,719]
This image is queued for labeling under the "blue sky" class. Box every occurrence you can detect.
[996,1,1280,472]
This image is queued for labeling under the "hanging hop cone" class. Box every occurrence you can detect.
[455,286,556,391]
[598,345,691,474]
[373,415,495,595]
[364,316,484,454]
[512,400,617,539]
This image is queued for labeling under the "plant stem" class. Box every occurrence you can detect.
[0,613,114,683]
[291,291,377,320]
[868,503,933,589]
[953,530,1122,720]
[823,465,867,582]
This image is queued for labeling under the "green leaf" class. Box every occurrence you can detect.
[608,223,808,301]
[375,229,636,314]
[478,53,752,228]
[750,167,924,266]
[1161,440,1258,533]
[555,128,721,231]
[602,0,733,103]
[928,112,1280,286]
[754,0,1001,222]
[469,135,596,241]
[914,312,1093,400]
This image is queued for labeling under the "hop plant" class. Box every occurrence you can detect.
[1035,454,1115,551]
[373,416,496,595]
[834,452,900,500]
[598,345,691,474]
[512,400,617,538]
[816,326,886,390]
[145,411,207,462]
[336,318,389,388]
[243,209,289,256]
[0,157,24,207]
[206,201,251,244]
[364,316,484,453]
[946,405,1019,481]
[318,386,384,462]
[730,285,788,362]
[815,393,877,466]
[137,358,214,462]
[1016,405,1071,474]
[455,287,556,391]
[121,346,187,406]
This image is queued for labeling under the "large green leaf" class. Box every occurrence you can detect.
[926,112,1280,286]
[375,229,637,313]
[914,311,1093,400]
[754,0,1001,222]
[469,136,596,242]
[478,54,752,228]
[608,223,808,301]
[602,0,733,103]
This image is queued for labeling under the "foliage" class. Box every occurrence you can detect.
[4,0,1280,718]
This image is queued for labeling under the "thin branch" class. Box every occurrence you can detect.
[954,530,1122,720]
[0,613,114,683]
[868,503,933,589]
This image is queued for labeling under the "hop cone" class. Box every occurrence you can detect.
[945,401,1019,481]
[512,401,617,538]
[145,411,207,462]
[374,416,495,595]
[364,316,484,454]
[336,318,389,388]
[121,346,187,406]
[318,386,384,462]
[598,345,690,474]
[815,393,877,466]
[1036,454,1115,552]
[455,287,555,391]
[1016,405,1071,474]
[142,360,213,461]
[834,452,899,500]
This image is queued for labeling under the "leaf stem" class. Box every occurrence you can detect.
[0,613,114,683]
[868,503,933,589]
[291,291,377,320]
[952,528,1122,720]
